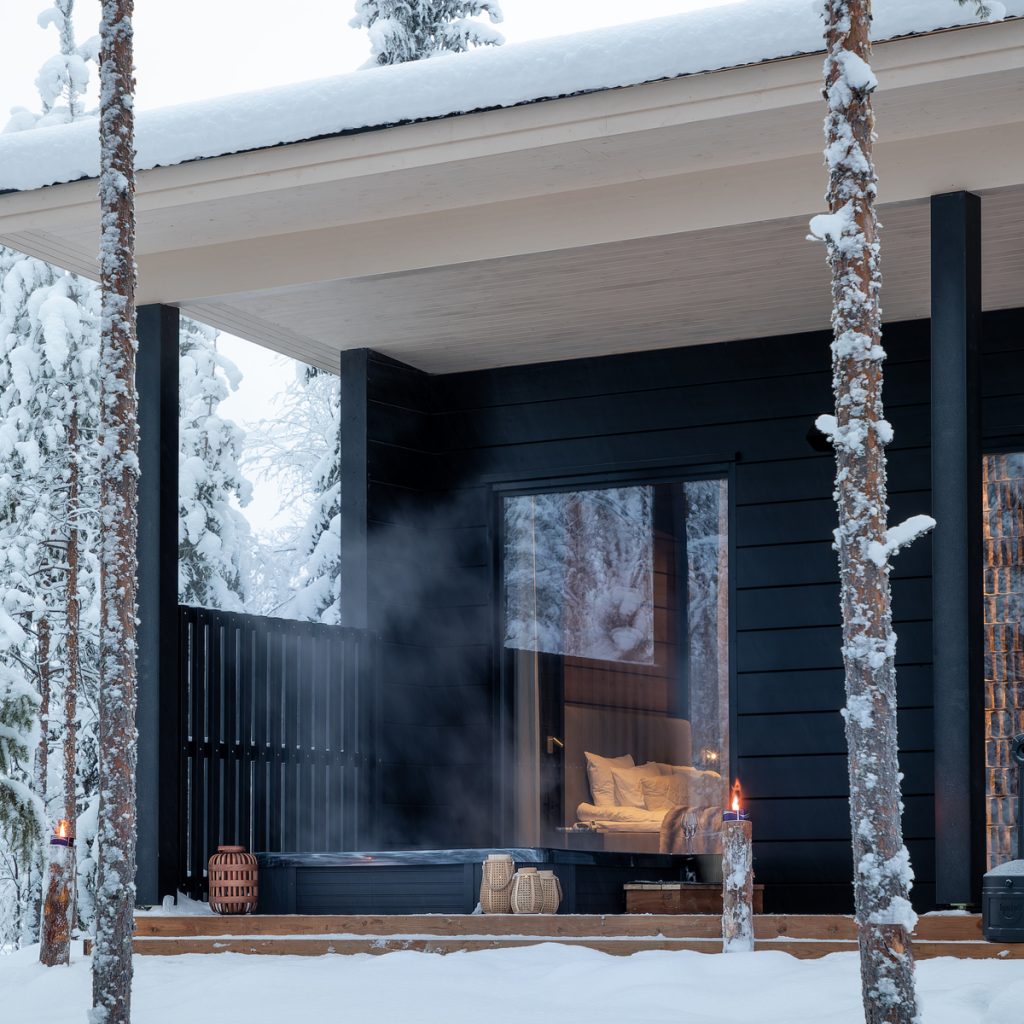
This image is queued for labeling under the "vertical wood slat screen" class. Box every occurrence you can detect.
[178,606,379,899]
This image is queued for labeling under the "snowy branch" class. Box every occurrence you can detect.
[866,515,936,567]
[955,1,1008,21]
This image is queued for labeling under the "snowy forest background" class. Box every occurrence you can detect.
[0,5,346,949]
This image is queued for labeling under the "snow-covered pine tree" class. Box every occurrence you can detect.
[278,371,341,623]
[0,657,43,951]
[956,0,1001,18]
[809,3,936,1022]
[4,0,99,133]
[351,0,504,66]
[0,1,101,957]
[245,367,341,622]
[0,648,44,867]
[92,0,137,1019]
[178,318,253,612]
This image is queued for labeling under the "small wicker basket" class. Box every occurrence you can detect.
[208,845,259,915]
[480,854,515,914]
[538,869,563,914]
[510,867,544,914]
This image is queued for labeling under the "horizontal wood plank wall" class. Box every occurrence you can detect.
[431,319,935,915]
[357,309,1024,913]
[365,353,494,848]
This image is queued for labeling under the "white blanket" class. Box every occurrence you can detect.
[576,802,666,832]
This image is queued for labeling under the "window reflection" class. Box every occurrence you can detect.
[504,478,729,854]
[984,453,1024,867]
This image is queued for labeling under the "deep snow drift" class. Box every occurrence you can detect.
[0,0,1021,191]
[4,943,1024,1024]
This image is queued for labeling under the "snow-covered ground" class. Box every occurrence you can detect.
[4,944,1024,1024]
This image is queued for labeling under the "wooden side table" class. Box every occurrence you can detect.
[625,881,764,914]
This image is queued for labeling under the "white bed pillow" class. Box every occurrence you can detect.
[611,762,667,808]
[585,752,635,805]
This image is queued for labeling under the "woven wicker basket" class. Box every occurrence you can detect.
[538,870,562,914]
[480,854,515,914]
[208,845,259,915]
[510,867,544,914]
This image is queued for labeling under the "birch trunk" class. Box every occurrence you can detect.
[91,3,138,1022]
[814,3,923,1022]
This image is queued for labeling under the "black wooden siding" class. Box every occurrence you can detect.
[354,308,1024,913]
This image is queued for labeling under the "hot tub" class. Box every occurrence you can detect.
[257,847,720,915]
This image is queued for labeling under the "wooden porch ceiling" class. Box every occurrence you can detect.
[0,19,1022,372]
[181,188,1024,374]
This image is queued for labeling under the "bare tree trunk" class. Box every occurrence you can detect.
[64,411,80,840]
[36,618,51,803]
[91,3,137,1022]
[814,4,926,1023]
[39,414,82,968]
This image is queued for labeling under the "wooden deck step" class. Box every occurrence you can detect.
[132,912,983,942]
[105,913,1015,959]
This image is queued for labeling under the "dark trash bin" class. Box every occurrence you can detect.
[983,862,1024,942]
[983,733,1024,943]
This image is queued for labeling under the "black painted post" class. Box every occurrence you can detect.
[135,304,181,906]
[338,349,377,846]
[930,191,983,905]
[339,348,369,630]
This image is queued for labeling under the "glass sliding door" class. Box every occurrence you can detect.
[502,477,729,853]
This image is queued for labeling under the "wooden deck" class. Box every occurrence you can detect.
[95,913,1020,959]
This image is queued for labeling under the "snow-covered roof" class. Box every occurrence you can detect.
[0,0,1020,193]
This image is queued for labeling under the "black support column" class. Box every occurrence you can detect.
[135,304,181,906]
[930,191,984,905]
[339,348,370,630]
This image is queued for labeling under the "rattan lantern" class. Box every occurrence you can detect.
[208,845,259,915]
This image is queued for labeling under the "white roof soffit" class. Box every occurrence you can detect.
[0,18,1022,372]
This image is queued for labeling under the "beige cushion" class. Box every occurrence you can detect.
[585,752,635,805]
[611,762,668,808]
[641,768,726,811]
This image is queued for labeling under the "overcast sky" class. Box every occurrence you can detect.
[0,0,734,540]
[1,0,735,114]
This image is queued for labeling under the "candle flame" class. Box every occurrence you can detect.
[730,780,742,813]
[55,819,71,839]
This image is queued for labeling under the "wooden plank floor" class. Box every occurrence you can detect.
[107,913,1019,959]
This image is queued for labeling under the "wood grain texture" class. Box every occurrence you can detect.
[113,912,1007,959]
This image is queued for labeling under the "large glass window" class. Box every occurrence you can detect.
[984,453,1024,867]
[503,478,729,853]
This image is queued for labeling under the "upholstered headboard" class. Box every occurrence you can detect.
[562,703,693,824]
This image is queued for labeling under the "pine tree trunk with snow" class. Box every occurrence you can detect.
[810,4,932,1022]
[91,2,137,1021]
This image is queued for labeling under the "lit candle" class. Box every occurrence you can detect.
[722,780,750,822]
[50,819,74,848]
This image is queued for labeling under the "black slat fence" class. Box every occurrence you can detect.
[178,606,379,900]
